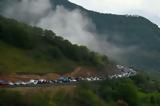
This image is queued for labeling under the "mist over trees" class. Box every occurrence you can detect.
[0,15,110,74]
[0,0,160,71]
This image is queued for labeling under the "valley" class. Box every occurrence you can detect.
[0,0,159,106]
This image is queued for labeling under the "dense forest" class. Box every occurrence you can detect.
[0,15,111,74]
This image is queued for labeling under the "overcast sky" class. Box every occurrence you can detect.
[69,0,160,27]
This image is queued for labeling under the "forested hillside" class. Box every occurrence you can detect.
[0,16,111,74]
[51,0,160,72]
[0,0,160,71]
[0,1,159,105]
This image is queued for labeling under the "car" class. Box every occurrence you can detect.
[75,77,82,81]
[86,78,92,81]
[0,80,9,87]
[8,82,14,86]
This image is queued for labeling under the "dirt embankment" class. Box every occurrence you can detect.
[65,67,98,77]
[0,66,117,82]
[0,73,60,82]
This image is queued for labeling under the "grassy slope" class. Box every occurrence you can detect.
[138,92,160,106]
[0,41,77,74]
[1,0,160,72]
[0,15,112,74]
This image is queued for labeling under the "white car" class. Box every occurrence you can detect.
[8,82,14,86]
[86,78,92,81]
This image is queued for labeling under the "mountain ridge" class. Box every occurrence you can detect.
[51,0,160,72]
[0,0,160,71]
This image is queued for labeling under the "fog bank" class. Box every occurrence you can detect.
[0,0,137,63]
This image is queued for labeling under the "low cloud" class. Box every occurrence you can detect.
[0,0,137,63]
[37,5,137,62]
[2,0,52,25]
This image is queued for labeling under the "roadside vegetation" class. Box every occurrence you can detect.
[0,72,159,106]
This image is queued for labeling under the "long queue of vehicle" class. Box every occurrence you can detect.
[0,76,104,87]
[109,65,137,79]
[0,65,137,87]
